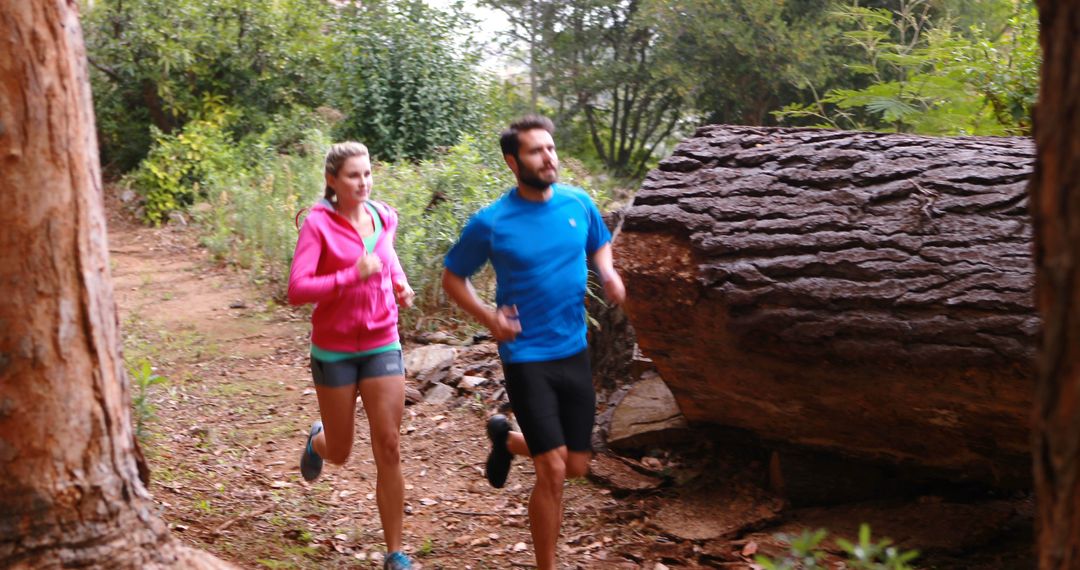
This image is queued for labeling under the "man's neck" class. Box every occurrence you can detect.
[516,183,553,202]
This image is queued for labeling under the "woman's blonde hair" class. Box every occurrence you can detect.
[324,141,369,201]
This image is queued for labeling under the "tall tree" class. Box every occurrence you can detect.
[0,2,231,567]
[483,0,685,178]
[648,0,840,126]
[1030,0,1080,568]
[330,0,487,162]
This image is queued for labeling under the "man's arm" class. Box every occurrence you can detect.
[441,268,522,341]
[591,243,626,305]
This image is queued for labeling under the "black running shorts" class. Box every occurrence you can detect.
[310,350,405,388]
[502,349,594,456]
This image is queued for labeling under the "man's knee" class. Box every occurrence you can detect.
[533,448,568,486]
[565,451,591,479]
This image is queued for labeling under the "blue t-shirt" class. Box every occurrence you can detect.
[444,184,612,363]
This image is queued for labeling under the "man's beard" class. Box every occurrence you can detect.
[518,162,557,190]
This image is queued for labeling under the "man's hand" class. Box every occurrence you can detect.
[356,254,383,279]
[394,281,415,308]
[600,269,626,305]
[487,305,522,342]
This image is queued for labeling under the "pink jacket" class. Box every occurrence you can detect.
[288,199,408,352]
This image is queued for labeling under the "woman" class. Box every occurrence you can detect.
[288,142,416,570]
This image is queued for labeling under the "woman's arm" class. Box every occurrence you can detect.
[388,233,414,307]
[287,224,361,305]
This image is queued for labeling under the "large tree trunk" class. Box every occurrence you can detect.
[1031,1,1080,567]
[616,126,1036,487]
[0,2,231,568]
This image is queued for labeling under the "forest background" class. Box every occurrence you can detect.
[80,0,1041,334]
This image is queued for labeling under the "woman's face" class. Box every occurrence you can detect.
[328,154,373,208]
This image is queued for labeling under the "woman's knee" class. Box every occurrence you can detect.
[371,431,401,466]
[323,445,353,465]
[321,430,355,465]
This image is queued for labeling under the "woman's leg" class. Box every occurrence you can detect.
[358,374,406,552]
[312,383,359,464]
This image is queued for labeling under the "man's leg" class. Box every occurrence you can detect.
[530,445,569,570]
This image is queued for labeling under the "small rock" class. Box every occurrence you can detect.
[167,211,188,226]
[404,385,424,405]
[120,189,137,203]
[423,382,454,404]
[460,375,488,391]
[513,542,528,552]
[608,373,689,449]
[228,300,248,309]
[403,345,456,381]
[416,331,455,344]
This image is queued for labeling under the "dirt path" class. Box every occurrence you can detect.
[108,211,702,569]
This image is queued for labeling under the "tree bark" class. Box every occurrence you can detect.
[616,126,1036,486]
[0,2,232,568]
[1031,1,1080,567]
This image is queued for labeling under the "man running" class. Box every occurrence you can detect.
[442,115,626,570]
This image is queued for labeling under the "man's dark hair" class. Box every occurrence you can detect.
[500,115,555,159]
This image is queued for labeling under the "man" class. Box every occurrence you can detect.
[442,116,626,570]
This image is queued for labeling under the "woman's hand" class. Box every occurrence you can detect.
[356,254,383,280]
[394,281,415,308]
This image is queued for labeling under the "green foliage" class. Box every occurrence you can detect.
[648,0,844,126]
[129,358,167,442]
[329,0,488,161]
[756,525,919,570]
[193,109,331,288]
[954,3,1040,134]
[773,0,1039,135]
[482,0,687,179]
[124,105,241,225]
[81,0,335,171]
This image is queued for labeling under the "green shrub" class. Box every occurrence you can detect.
[125,109,242,225]
[756,525,919,570]
[129,358,167,442]
[329,0,487,161]
[193,110,331,288]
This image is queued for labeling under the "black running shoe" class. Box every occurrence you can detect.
[485,414,513,488]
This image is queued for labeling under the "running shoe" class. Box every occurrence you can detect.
[300,420,324,482]
[384,550,413,569]
[485,414,513,488]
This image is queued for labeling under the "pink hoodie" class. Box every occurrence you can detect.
[288,199,408,352]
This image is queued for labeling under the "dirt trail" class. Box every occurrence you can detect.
[108,209,697,570]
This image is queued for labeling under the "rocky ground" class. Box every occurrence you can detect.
[109,199,1033,569]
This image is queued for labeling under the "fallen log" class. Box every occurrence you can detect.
[614,126,1036,487]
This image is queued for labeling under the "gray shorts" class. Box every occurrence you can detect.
[310,350,405,388]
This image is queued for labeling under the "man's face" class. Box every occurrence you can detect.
[511,129,558,189]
